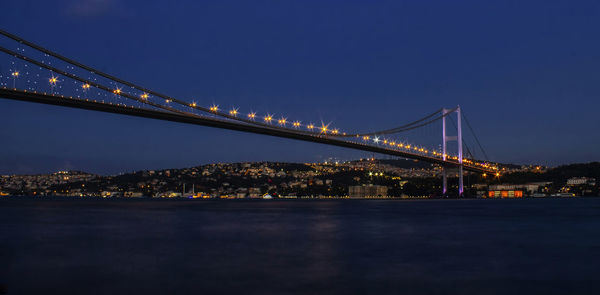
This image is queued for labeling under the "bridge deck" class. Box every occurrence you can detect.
[0,88,494,173]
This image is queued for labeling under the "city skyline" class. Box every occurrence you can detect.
[2,0,600,175]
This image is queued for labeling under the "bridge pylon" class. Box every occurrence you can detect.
[442,106,463,197]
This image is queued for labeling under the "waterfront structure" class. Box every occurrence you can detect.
[349,185,388,198]
[489,182,552,195]
[487,190,523,198]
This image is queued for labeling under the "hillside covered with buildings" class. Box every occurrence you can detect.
[1,160,598,199]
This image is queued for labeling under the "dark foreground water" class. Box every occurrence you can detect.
[2,198,600,294]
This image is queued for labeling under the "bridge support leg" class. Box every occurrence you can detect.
[442,109,447,196]
[441,106,464,197]
[457,106,463,197]
[442,168,447,195]
[459,165,463,196]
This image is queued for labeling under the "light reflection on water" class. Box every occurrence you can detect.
[2,198,600,294]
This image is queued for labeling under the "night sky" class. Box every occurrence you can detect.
[1,0,599,175]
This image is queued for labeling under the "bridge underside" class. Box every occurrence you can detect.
[0,88,493,174]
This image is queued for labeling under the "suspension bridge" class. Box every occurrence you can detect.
[0,29,498,196]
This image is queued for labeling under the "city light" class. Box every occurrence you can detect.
[82,83,91,90]
[210,104,219,112]
[229,108,238,116]
[292,121,301,128]
[307,123,314,130]
[247,112,256,120]
[113,88,121,95]
[49,76,58,85]
[11,71,19,77]
[278,117,287,126]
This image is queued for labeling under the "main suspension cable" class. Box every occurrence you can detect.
[330,107,457,137]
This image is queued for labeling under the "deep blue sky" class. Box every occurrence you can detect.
[1,0,599,175]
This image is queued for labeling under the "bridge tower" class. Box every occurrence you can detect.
[442,106,463,196]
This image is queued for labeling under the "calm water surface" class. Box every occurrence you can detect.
[2,198,600,294]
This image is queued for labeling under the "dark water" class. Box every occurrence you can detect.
[2,198,600,294]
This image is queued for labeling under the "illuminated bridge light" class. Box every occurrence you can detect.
[11,71,19,77]
[165,99,172,103]
[229,108,238,116]
[307,123,315,130]
[247,112,256,120]
[264,114,273,123]
[277,117,287,126]
[373,136,380,143]
[49,76,58,85]
[190,102,197,107]
[113,88,122,95]
[292,121,301,128]
[82,83,91,90]
[362,136,369,141]
[209,104,219,112]
[332,129,339,134]
[320,124,328,134]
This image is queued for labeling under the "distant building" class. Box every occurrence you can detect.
[489,182,551,194]
[248,187,262,199]
[124,191,143,198]
[567,177,596,186]
[349,185,388,198]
